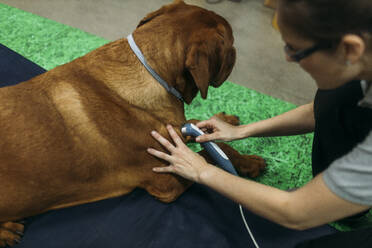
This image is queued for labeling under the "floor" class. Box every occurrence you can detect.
[0,0,317,105]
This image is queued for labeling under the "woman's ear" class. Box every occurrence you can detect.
[341,34,366,64]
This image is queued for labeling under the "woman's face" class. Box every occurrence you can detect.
[277,12,362,90]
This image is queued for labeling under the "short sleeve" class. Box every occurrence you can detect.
[322,131,372,206]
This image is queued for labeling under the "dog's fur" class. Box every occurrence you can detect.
[0,1,266,246]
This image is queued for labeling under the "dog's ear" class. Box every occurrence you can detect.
[213,24,236,86]
[185,43,211,99]
[214,46,236,86]
[185,25,236,99]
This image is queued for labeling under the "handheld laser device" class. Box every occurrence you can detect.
[181,123,237,176]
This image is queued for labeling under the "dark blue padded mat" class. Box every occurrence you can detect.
[0,43,338,248]
[0,44,46,88]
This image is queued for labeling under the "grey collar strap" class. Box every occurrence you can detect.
[127,34,184,102]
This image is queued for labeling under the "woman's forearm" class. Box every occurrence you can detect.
[198,165,370,231]
[237,101,315,138]
[199,166,301,229]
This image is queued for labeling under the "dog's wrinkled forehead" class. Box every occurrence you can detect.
[137,0,234,43]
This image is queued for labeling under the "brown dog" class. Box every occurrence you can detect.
[0,0,266,246]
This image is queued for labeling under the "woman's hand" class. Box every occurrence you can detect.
[147,125,213,183]
[195,116,242,142]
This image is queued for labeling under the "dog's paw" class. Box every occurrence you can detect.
[234,154,267,178]
[213,112,240,126]
[0,221,24,247]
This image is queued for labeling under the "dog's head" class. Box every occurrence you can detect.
[136,0,236,104]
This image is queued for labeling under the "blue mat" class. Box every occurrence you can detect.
[0,43,338,248]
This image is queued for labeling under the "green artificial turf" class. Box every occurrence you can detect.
[0,3,370,232]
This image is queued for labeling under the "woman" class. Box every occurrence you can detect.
[147,0,372,246]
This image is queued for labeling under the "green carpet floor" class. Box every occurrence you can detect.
[0,3,370,231]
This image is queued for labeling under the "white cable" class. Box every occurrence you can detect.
[239,204,260,248]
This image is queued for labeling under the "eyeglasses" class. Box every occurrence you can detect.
[284,42,332,62]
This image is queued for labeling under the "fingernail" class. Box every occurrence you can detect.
[152,168,158,172]
[151,131,156,135]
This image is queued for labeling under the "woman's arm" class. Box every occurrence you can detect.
[148,125,370,230]
[199,165,369,230]
[196,102,315,143]
[236,101,315,138]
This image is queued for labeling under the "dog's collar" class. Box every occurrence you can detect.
[127,34,184,102]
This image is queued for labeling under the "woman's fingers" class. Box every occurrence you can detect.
[147,147,176,174]
[196,134,214,142]
[166,125,186,147]
[148,125,212,182]
[148,125,184,165]
[196,119,213,129]
[150,130,175,151]
[152,165,175,173]
[150,125,185,149]
[147,148,173,162]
